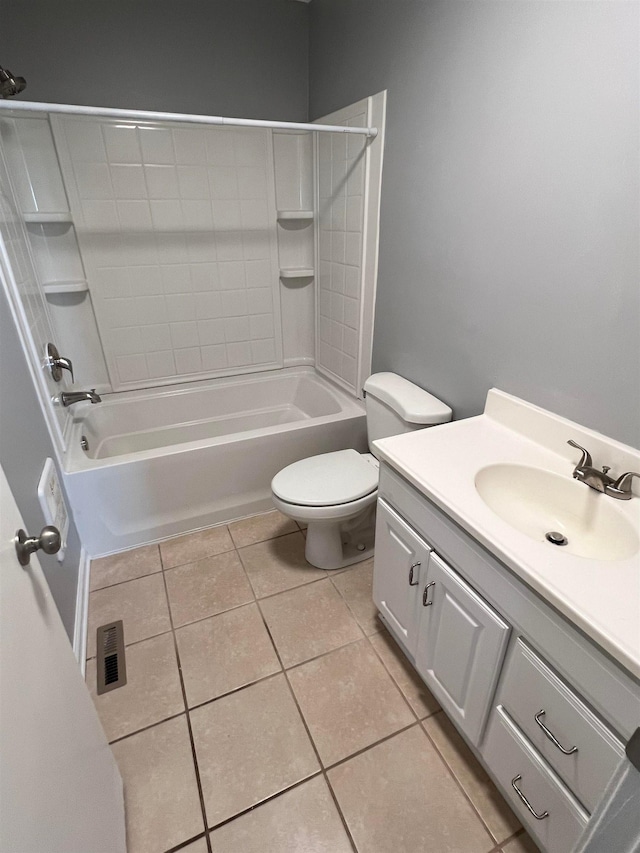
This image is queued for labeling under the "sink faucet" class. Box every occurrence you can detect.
[567,440,639,500]
[58,389,102,407]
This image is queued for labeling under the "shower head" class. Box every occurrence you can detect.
[0,66,26,98]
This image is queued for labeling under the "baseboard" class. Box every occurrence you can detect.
[73,548,91,676]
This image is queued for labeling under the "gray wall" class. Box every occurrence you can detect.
[310,1,640,446]
[0,287,82,639]
[1,0,309,120]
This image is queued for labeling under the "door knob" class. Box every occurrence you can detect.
[14,526,61,566]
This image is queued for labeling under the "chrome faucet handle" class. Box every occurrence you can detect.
[46,343,74,384]
[567,440,592,469]
[611,471,640,496]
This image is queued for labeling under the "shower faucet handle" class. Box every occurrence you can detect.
[46,343,74,384]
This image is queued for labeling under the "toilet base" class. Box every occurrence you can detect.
[304,507,376,570]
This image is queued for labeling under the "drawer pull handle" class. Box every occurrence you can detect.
[409,562,421,585]
[423,581,435,606]
[535,710,578,755]
[511,775,549,821]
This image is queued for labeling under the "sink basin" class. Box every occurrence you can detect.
[475,464,639,561]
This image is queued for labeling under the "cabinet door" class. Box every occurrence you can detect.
[373,499,431,654]
[415,552,510,744]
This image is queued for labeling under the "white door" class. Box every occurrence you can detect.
[372,499,431,654]
[415,551,511,745]
[0,464,125,853]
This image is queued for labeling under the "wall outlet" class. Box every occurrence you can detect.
[37,458,69,562]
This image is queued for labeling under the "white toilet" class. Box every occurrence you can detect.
[271,372,452,570]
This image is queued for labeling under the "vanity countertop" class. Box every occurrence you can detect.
[373,390,640,679]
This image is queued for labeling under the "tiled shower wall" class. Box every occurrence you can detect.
[0,139,68,442]
[317,104,368,395]
[53,118,282,390]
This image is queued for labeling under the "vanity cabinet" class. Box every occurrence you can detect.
[373,463,637,853]
[373,499,510,744]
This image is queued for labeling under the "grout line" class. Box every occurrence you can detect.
[361,632,424,723]
[89,566,163,593]
[283,633,366,673]
[158,550,214,853]
[323,720,420,774]
[419,719,500,850]
[205,771,324,836]
[363,625,441,722]
[254,596,358,853]
[85,625,175,663]
[163,830,209,853]
[108,710,188,746]
[186,669,284,714]
[229,525,303,552]
[161,543,237,574]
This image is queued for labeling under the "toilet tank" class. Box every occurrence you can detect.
[363,372,452,453]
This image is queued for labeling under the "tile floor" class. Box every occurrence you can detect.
[86,509,539,853]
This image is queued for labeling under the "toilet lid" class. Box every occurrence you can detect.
[272,449,378,507]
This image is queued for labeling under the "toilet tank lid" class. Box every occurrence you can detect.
[363,373,452,425]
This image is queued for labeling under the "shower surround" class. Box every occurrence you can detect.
[0,92,385,554]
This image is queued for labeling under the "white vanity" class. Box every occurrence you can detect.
[371,390,640,853]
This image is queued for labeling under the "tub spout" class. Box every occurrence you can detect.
[59,389,102,407]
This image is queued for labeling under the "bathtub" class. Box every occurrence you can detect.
[63,367,367,556]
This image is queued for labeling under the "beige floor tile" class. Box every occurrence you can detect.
[190,674,319,827]
[328,726,493,853]
[208,775,352,853]
[111,715,204,853]
[238,531,325,598]
[90,544,161,591]
[370,627,440,718]
[87,572,171,658]
[423,712,521,843]
[331,559,380,635]
[176,602,281,707]
[501,832,541,852]
[289,638,414,766]
[160,524,234,569]
[177,838,209,853]
[259,578,363,668]
[165,550,254,627]
[228,509,298,548]
[86,632,184,741]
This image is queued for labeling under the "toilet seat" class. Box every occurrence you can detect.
[271,449,378,507]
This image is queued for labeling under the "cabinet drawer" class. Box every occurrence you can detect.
[483,706,588,853]
[497,640,624,812]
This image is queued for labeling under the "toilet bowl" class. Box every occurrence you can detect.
[271,373,452,571]
[271,450,379,570]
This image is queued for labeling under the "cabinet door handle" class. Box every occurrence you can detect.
[409,562,421,585]
[511,775,549,820]
[534,710,578,755]
[423,581,435,606]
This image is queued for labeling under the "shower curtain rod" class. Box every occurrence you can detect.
[0,100,378,138]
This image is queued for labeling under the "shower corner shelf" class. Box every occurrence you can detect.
[279,268,314,280]
[23,211,73,224]
[42,279,88,295]
[277,210,314,221]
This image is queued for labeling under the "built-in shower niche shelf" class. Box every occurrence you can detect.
[42,279,88,295]
[23,211,73,224]
[279,268,314,280]
[277,210,314,221]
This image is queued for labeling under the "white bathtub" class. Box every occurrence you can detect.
[63,368,367,556]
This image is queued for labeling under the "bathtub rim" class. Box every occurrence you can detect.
[63,366,365,472]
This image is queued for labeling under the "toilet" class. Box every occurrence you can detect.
[271,372,452,570]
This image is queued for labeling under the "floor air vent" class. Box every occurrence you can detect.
[96,620,127,695]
